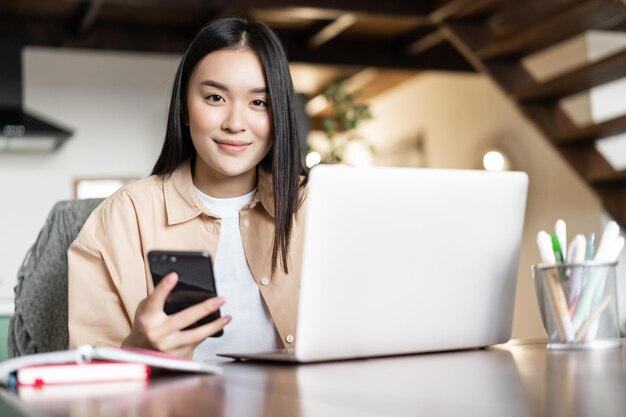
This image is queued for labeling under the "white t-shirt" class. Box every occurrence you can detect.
[192,187,278,360]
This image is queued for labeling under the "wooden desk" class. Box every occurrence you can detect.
[2,340,625,417]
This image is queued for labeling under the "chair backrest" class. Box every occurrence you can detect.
[8,198,104,357]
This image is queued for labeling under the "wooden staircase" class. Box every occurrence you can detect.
[431,0,626,225]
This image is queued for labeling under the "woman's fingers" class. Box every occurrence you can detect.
[164,296,225,333]
[161,315,232,352]
[144,272,178,313]
[126,280,230,356]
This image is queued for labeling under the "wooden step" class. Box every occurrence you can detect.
[475,0,624,59]
[588,170,626,186]
[554,114,626,145]
[521,103,580,138]
[488,0,585,38]
[555,141,616,180]
[513,49,626,102]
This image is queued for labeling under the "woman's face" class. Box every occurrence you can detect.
[186,48,272,188]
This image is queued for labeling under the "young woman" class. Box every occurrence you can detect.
[68,16,307,359]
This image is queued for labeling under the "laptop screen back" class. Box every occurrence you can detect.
[295,165,528,362]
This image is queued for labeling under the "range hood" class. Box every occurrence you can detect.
[0,40,73,153]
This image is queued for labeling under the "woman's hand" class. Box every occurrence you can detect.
[122,272,231,357]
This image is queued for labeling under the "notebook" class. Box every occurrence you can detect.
[218,165,528,362]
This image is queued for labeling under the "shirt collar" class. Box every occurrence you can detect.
[163,160,275,225]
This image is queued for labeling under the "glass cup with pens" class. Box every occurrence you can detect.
[534,219,623,350]
[532,261,621,349]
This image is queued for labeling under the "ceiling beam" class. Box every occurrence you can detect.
[0,15,476,71]
[28,0,226,9]
[405,31,445,55]
[0,21,193,54]
[281,31,475,71]
[248,0,431,16]
[308,14,357,48]
[429,0,508,23]
[77,0,105,34]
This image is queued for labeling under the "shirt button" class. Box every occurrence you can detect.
[260,277,270,286]
[286,335,295,344]
[242,218,250,228]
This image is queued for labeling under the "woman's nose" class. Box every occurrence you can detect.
[221,103,245,132]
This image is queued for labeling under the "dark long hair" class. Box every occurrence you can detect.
[152,16,306,276]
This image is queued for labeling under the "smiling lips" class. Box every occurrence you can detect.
[214,139,251,154]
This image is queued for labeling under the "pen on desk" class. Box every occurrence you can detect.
[594,222,619,262]
[551,234,567,282]
[572,225,623,332]
[585,236,625,339]
[572,232,595,318]
[566,234,586,306]
[551,234,565,264]
[537,231,556,264]
[546,269,575,342]
[574,293,613,342]
[555,219,567,259]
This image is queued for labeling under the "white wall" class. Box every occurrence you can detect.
[0,48,181,303]
[360,72,605,339]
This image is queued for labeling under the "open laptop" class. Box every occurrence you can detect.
[219,165,528,362]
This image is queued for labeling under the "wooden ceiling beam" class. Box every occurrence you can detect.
[19,0,430,15]
[308,14,357,49]
[4,0,226,9]
[405,31,445,55]
[0,17,475,71]
[0,20,194,54]
[476,0,625,59]
[248,0,431,16]
[280,31,475,71]
[488,0,584,38]
[554,114,626,145]
[430,0,510,23]
[514,49,626,102]
[77,0,105,34]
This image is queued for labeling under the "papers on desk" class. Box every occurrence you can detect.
[0,345,222,389]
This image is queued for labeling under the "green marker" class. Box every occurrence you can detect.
[552,234,566,281]
[551,234,565,263]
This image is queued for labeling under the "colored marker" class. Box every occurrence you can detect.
[566,234,586,305]
[537,231,556,264]
[555,219,567,258]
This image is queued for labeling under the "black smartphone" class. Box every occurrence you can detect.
[147,250,222,336]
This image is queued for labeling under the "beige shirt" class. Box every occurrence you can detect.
[68,161,305,351]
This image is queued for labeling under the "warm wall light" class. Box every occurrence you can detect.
[306,151,322,168]
[482,150,509,171]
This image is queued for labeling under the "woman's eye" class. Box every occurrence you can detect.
[252,99,267,108]
[205,94,224,103]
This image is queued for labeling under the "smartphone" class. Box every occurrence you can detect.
[147,250,222,336]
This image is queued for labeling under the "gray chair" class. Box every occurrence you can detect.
[8,198,104,357]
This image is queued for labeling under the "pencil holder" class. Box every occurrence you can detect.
[532,262,621,350]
